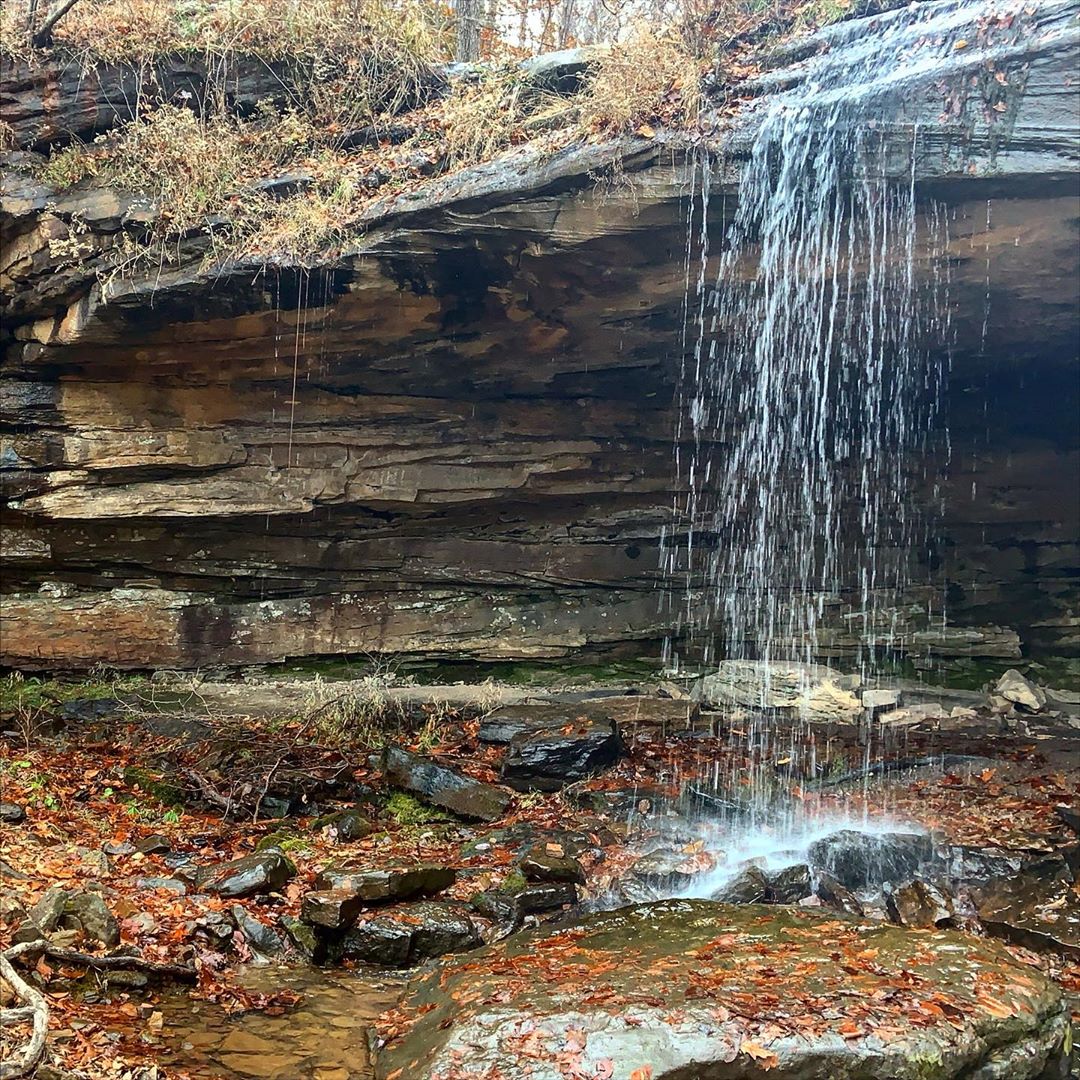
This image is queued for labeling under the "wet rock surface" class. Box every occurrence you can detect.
[342,901,482,966]
[805,829,934,890]
[201,849,296,899]
[314,864,456,904]
[381,745,512,821]
[377,899,1069,1080]
[500,719,624,791]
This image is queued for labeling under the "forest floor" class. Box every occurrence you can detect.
[0,668,1078,1079]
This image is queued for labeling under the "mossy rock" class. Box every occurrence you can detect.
[122,766,184,808]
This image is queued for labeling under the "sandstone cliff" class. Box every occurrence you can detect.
[1,0,1078,671]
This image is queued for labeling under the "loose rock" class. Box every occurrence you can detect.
[382,745,512,822]
[0,802,27,824]
[518,844,586,885]
[343,902,481,966]
[300,889,365,931]
[994,669,1047,713]
[885,879,954,928]
[314,865,456,904]
[202,848,296,899]
[712,865,769,904]
[500,719,624,792]
[231,905,286,956]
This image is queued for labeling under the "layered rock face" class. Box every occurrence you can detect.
[1,0,1078,670]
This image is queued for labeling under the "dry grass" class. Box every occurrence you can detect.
[581,26,703,133]
[13,2,716,270]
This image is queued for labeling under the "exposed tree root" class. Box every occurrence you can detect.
[0,942,50,1080]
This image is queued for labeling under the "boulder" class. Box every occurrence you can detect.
[201,848,295,899]
[806,830,934,890]
[994,669,1047,713]
[814,871,864,917]
[885,880,954,928]
[314,864,455,904]
[376,900,1069,1080]
[500,720,624,792]
[300,889,365,931]
[518,844,586,885]
[478,705,591,745]
[767,863,813,904]
[701,661,861,721]
[381,745,512,822]
[343,902,482,966]
[712,865,769,904]
[63,892,120,949]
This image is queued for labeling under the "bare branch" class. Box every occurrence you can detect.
[31,0,83,47]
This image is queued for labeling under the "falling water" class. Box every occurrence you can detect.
[664,3,1006,673]
[652,1,1051,864]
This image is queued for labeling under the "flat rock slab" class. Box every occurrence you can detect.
[376,900,1067,1080]
[314,864,456,904]
[382,745,512,822]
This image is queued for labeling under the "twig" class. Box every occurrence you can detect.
[0,943,50,1080]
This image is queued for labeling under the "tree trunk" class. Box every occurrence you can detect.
[455,0,481,61]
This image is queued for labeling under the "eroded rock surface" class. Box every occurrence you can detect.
[1,1,1078,671]
[376,899,1068,1079]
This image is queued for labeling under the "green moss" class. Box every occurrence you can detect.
[497,870,528,894]
[122,766,184,808]
[384,792,456,827]
[256,828,310,853]
[0,673,148,714]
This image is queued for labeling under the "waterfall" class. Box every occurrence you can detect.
[662,1,1004,677]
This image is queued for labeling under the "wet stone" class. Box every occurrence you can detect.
[806,829,934,890]
[280,914,321,961]
[202,848,295,899]
[0,802,26,824]
[378,900,1068,1080]
[886,879,955,928]
[629,848,707,892]
[513,882,577,915]
[499,719,624,792]
[314,864,455,905]
[712,864,769,904]
[301,889,364,931]
[768,863,812,904]
[975,868,1080,958]
[518,844,586,885]
[342,902,481,967]
[814,871,865,917]
[995,669,1047,713]
[381,745,512,822]
[195,911,235,947]
[231,905,285,956]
